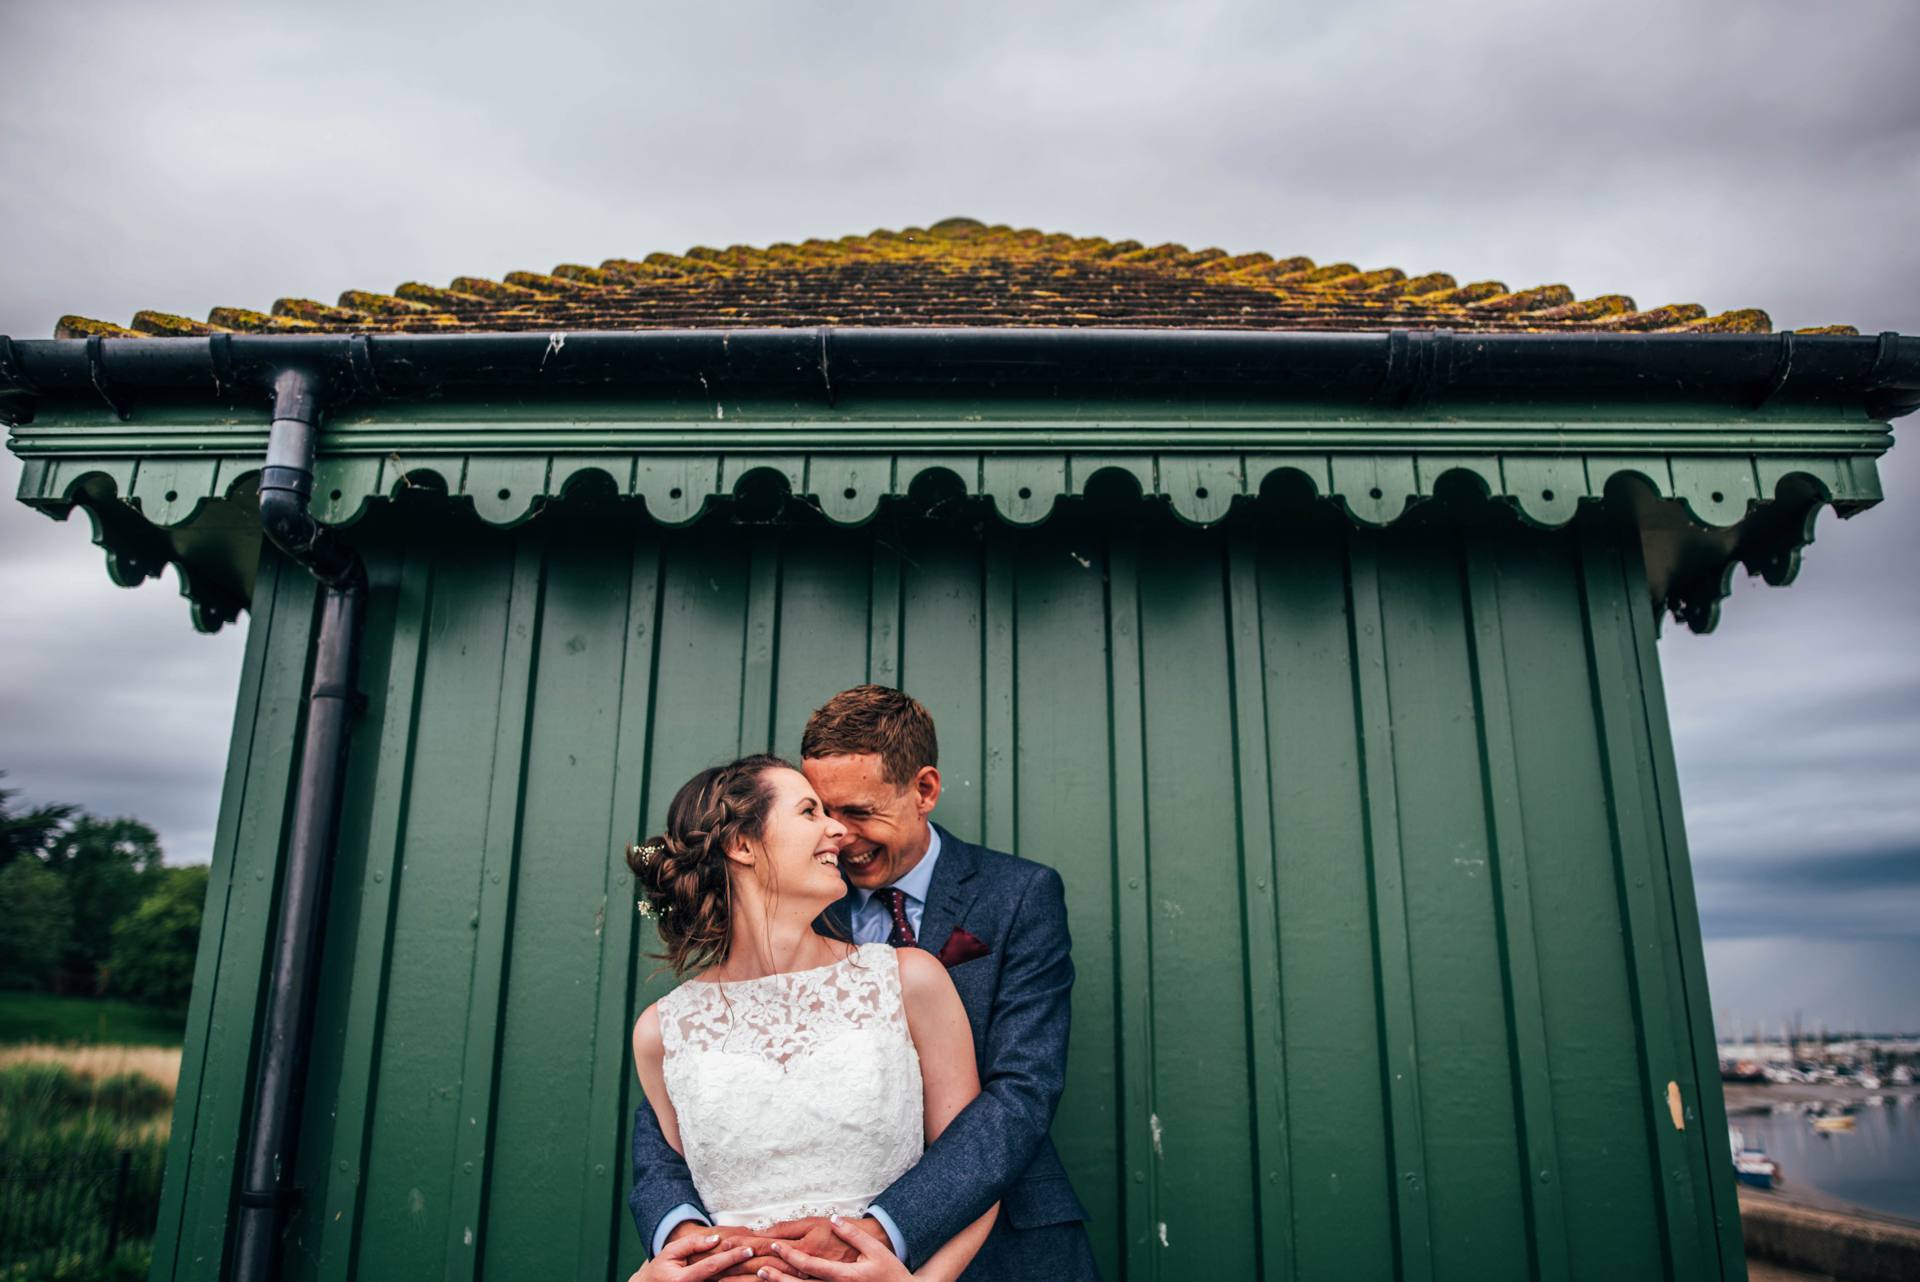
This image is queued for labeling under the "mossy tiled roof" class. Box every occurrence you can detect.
[55,217,1854,339]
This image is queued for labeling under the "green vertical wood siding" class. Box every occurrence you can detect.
[155,504,1743,1282]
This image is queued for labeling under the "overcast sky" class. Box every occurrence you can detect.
[3,0,1915,1033]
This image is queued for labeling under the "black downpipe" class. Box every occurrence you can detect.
[232,369,368,1282]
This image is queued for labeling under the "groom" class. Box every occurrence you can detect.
[629,684,1099,1280]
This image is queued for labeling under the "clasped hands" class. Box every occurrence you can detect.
[634,1215,908,1282]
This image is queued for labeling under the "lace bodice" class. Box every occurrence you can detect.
[656,942,925,1229]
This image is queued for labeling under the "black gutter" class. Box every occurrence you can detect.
[1,328,1915,421]
[232,369,367,1282]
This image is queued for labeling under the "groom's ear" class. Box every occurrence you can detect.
[911,765,941,817]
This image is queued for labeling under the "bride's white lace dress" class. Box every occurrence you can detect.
[656,941,925,1229]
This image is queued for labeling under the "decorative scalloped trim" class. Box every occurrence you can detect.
[265,451,1873,534]
[14,451,1884,636]
[16,460,249,633]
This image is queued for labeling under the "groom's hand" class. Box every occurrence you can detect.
[667,1222,729,1250]
[703,1217,893,1279]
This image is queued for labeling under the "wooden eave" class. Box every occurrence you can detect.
[3,327,1913,636]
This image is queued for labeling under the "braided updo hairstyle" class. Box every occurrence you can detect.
[627,753,793,977]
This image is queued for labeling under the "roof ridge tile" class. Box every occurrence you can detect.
[132,310,229,336]
[1600,302,1709,331]
[1529,294,1636,321]
[54,315,138,339]
[1468,284,1576,313]
[1681,308,1772,333]
[339,290,431,315]
[1322,267,1406,292]
[207,307,317,332]
[1365,271,1457,298]
[449,276,544,300]
[1423,281,1508,305]
[273,298,367,324]
[396,282,483,308]
[506,271,595,292]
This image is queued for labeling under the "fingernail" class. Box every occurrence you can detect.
[705,1234,720,1245]
[829,1214,843,1224]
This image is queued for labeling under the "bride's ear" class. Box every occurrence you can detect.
[724,838,756,870]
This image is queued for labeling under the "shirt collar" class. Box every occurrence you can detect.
[853,825,943,908]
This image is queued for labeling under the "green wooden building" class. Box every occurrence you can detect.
[6,221,1915,1282]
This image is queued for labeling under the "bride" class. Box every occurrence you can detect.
[627,754,998,1282]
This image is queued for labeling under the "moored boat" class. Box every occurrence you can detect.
[1729,1127,1783,1188]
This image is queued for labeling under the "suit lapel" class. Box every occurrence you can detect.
[915,822,981,955]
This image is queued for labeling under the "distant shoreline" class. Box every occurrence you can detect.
[1723,1080,1920,1115]
[1743,1179,1920,1229]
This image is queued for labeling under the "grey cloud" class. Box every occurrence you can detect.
[1705,936,1920,1035]
[1695,844,1920,944]
[1699,846,1920,895]
[7,0,1918,335]
[1,0,1915,1022]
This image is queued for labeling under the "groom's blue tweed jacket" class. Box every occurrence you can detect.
[628,823,1099,1281]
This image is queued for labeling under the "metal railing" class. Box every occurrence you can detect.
[0,1150,162,1273]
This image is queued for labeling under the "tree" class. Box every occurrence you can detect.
[0,858,74,990]
[41,815,165,994]
[0,771,75,871]
[108,865,210,1010]
[0,775,179,996]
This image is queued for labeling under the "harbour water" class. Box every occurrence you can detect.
[1730,1092,1920,1224]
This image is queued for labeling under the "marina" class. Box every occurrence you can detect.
[1723,1082,1920,1225]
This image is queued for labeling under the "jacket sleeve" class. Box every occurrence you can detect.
[872,863,1074,1265]
[628,1095,709,1255]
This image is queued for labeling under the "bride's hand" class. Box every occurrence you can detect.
[753,1215,912,1282]
[628,1231,759,1282]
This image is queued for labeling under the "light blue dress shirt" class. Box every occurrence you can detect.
[850,825,941,945]
[650,827,943,1262]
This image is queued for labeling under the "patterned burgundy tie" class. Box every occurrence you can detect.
[882,888,917,949]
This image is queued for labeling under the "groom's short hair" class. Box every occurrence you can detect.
[801,685,939,786]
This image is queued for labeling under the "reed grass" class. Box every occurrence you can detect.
[0,1062,171,1281]
[0,1047,178,1097]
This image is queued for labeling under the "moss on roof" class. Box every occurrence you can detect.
[54,218,1852,339]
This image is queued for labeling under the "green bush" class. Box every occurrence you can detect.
[86,1075,170,1120]
[104,1243,154,1282]
[106,866,207,1011]
[0,1066,172,1123]
[0,1065,94,1116]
